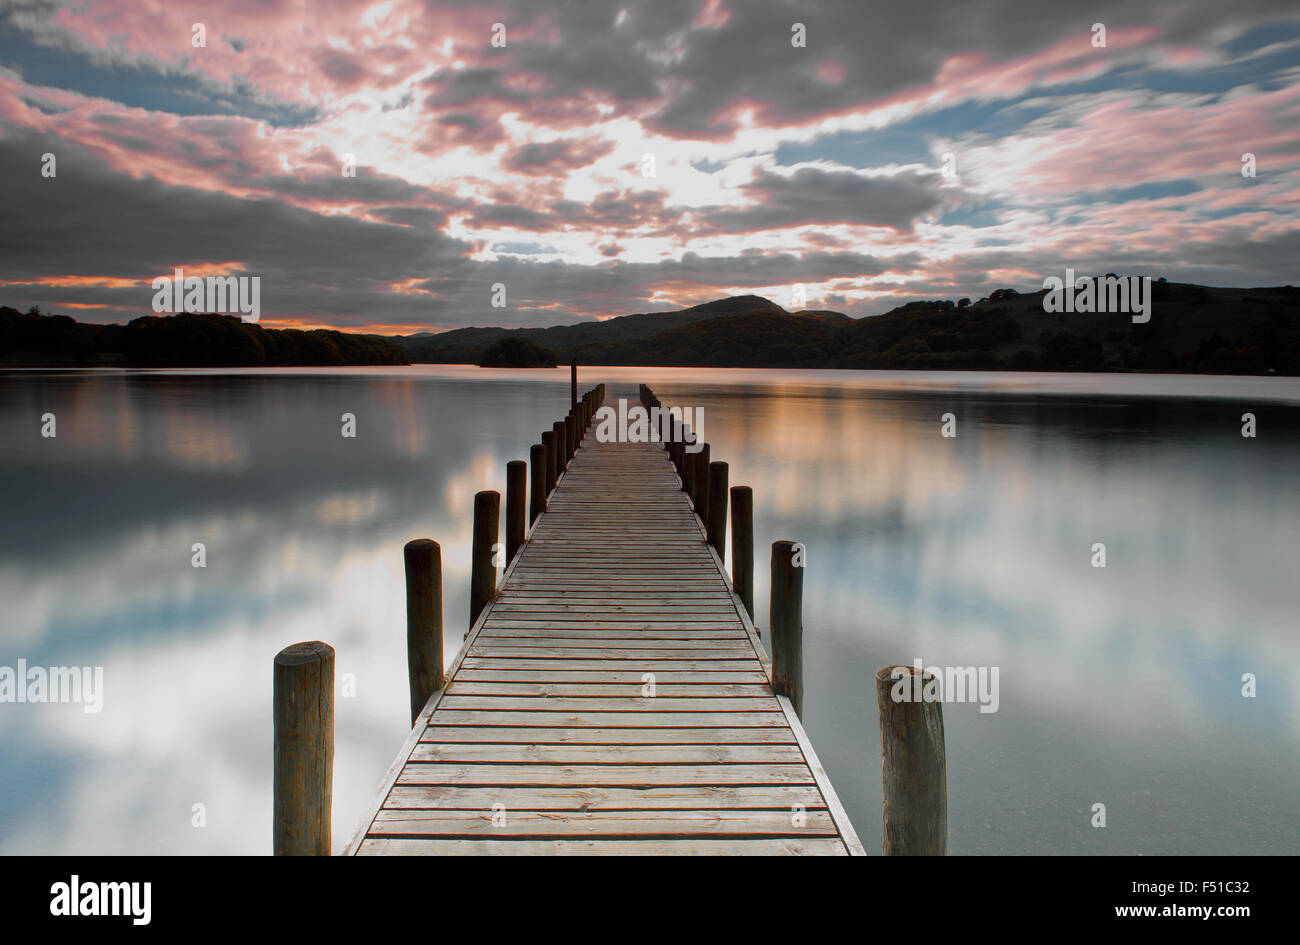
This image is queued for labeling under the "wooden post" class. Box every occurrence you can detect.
[553,421,568,474]
[682,434,695,495]
[469,490,499,628]
[273,641,334,856]
[730,485,754,620]
[876,665,947,856]
[706,461,728,559]
[529,443,546,524]
[403,540,443,726]
[505,461,526,564]
[571,359,578,409]
[770,540,803,718]
[566,412,577,460]
[692,443,710,522]
[541,431,558,495]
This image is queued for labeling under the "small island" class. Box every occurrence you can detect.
[476,336,560,368]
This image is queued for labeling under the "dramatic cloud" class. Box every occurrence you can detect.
[0,0,1297,329]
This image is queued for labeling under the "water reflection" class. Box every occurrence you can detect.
[0,366,1296,854]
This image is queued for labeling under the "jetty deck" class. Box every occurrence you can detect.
[345,392,864,855]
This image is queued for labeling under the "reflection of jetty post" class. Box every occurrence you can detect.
[876,665,947,855]
[273,641,334,855]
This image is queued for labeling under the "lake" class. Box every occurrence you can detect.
[1,365,1296,854]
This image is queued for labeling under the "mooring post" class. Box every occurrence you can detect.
[273,641,334,856]
[403,539,444,725]
[541,431,558,495]
[686,434,696,499]
[571,359,578,409]
[565,412,577,461]
[505,461,526,564]
[876,665,947,856]
[552,421,568,475]
[706,461,728,559]
[730,485,754,621]
[692,443,710,521]
[529,443,547,523]
[770,540,804,718]
[469,490,500,628]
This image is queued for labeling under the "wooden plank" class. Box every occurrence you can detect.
[408,743,806,764]
[436,695,781,712]
[419,726,798,744]
[368,808,839,837]
[426,710,789,727]
[394,763,816,786]
[385,784,823,809]
[357,838,848,855]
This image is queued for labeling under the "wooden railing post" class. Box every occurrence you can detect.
[273,641,334,855]
[876,666,947,856]
[505,461,526,564]
[692,442,710,521]
[682,432,695,496]
[469,490,500,628]
[541,431,558,495]
[529,443,547,524]
[706,461,728,559]
[770,540,804,718]
[552,421,568,475]
[730,485,754,621]
[566,412,577,461]
[571,359,578,409]
[403,539,444,724]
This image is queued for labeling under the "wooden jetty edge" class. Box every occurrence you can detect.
[341,382,865,856]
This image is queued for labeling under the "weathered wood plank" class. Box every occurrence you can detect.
[385,784,822,809]
[357,837,848,855]
[394,763,816,786]
[369,808,839,837]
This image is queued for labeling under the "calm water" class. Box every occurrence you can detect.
[1,365,1296,855]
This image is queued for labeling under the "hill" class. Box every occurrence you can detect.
[397,283,1300,374]
[0,308,409,367]
[477,337,559,368]
[392,295,787,363]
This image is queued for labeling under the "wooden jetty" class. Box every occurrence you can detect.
[339,382,865,856]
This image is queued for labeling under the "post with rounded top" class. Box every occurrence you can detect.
[541,431,558,495]
[273,640,334,855]
[770,540,804,718]
[565,412,577,461]
[505,461,526,564]
[403,539,443,726]
[692,443,710,521]
[469,490,500,629]
[552,421,568,475]
[681,432,695,495]
[529,443,547,524]
[706,461,728,559]
[876,665,947,856]
[730,485,754,621]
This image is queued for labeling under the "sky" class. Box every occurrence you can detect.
[0,0,1298,333]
